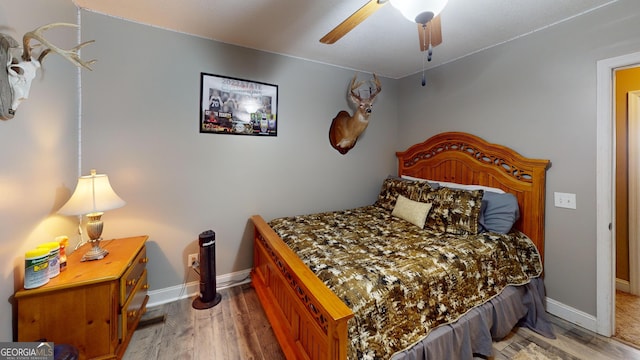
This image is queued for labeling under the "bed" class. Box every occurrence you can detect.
[250,132,552,359]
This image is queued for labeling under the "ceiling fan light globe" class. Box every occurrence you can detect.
[389,0,448,23]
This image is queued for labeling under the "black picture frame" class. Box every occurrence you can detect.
[200,73,278,136]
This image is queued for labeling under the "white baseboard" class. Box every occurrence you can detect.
[546,296,597,333]
[146,268,252,308]
[616,278,630,293]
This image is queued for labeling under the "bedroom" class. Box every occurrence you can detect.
[1,0,640,357]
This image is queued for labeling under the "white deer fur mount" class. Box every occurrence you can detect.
[0,23,96,120]
[329,73,382,155]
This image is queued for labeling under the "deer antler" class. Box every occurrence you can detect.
[349,74,366,102]
[349,73,381,103]
[369,73,382,101]
[22,23,96,70]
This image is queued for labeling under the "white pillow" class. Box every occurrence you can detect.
[400,175,505,194]
[391,195,432,228]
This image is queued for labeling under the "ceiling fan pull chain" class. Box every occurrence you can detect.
[428,23,433,62]
[421,59,426,86]
[422,24,427,86]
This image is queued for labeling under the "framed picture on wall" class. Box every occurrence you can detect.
[200,73,278,136]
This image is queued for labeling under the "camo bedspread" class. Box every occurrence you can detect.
[268,205,543,360]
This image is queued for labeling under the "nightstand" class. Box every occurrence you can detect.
[15,235,149,359]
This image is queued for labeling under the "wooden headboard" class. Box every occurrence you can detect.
[396,132,551,263]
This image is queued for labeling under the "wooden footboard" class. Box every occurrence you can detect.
[250,215,354,360]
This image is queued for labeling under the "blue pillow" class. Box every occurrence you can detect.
[478,192,520,234]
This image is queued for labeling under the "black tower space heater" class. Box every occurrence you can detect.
[192,230,222,309]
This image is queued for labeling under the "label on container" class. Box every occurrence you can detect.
[38,242,60,278]
[24,249,50,289]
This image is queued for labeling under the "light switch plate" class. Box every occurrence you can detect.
[554,192,577,209]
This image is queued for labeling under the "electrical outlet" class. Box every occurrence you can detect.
[188,253,199,268]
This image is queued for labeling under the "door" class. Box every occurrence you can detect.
[628,90,640,295]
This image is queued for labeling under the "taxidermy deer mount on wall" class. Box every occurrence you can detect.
[329,73,382,154]
[0,23,96,120]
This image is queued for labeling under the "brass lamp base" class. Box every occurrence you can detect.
[81,243,109,261]
[81,212,109,262]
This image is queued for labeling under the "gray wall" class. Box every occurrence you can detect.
[396,0,640,315]
[0,0,81,342]
[79,12,399,294]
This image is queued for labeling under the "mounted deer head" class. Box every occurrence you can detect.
[0,23,96,120]
[329,73,382,154]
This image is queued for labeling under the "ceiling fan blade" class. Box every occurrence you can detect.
[320,0,386,44]
[418,15,442,51]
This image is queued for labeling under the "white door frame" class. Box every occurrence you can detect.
[596,51,640,336]
[628,90,640,295]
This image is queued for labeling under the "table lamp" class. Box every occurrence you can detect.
[58,169,126,261]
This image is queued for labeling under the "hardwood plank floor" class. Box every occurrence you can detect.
[125,284,284,360]
[615,290,640,348]
[124,284,640,359]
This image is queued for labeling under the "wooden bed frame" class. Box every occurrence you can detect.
[251,132,551,360]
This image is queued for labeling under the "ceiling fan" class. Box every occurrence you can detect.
[320,0,448,53]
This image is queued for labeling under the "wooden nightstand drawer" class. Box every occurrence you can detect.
[121,269,149,344]
[120,245,148,305]
[16,236,148,360]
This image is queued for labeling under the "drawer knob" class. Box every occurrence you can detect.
[142,284,149,290]
[126,279,136,286]
[140,257,149,264]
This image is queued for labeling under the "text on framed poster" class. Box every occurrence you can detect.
[200,73,278,136]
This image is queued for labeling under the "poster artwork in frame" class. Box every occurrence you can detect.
[200,73,278,136]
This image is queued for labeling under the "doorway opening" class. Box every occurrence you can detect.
[614,78,640,347]
[626,89,640,295]
[596,51,640,339]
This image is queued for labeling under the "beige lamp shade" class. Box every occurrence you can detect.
[58,169,125,216]
[58,169,125,261]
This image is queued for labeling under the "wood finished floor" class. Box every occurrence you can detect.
[124,283,640,359]
[615,290,640,348]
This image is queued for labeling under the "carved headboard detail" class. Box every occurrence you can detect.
[396,132,551,263]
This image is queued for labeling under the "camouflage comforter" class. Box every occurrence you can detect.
[269,205,542,360]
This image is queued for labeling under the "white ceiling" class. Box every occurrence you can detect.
[74,0,619,79]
